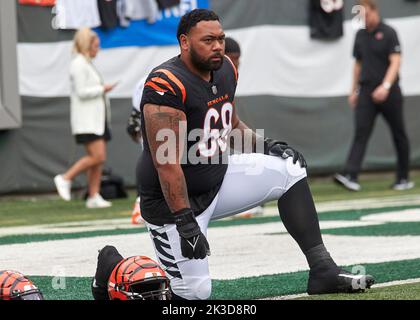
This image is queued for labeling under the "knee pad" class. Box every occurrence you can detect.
[194,277,212,300]
[284,161,307,192]
[171,277,212,300]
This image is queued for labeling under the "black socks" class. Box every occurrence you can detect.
[304,244,337,271]
[278,178,336,270]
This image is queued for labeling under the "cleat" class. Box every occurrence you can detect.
[307,267,375,295]
[131,197,144,225]
[233,206,264,219]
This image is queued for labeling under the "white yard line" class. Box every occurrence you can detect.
[1,194,419,237]
[271,278,420,300]
[261,195,420,217]
[0,218,140,237]
[2,222,420,278]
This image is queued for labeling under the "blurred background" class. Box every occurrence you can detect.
[1,0,419,194]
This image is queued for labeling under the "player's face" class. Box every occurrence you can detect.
[188,20,225,72]
[89,37,100,58]
[364,6,379,30]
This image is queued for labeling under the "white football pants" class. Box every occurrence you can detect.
[146,153,307,300]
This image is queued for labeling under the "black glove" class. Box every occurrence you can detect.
[264,138,307,168]
[174,208,210,260]
[126,108,142,143]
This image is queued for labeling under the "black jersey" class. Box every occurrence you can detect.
[310,0,344,39]
[353,22,401,87]
[138,56,238,226]
[97,0,118,30]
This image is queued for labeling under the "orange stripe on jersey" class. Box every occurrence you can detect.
[224,55,238,82]
[144,81,168,93]
[151,77,176,95]
[156,69,187,103]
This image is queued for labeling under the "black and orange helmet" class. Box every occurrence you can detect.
[108,256,171,300]
[0,270,44,300]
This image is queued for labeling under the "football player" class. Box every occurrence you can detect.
[127,77,148,224]
[127,77,147,144]
[137,9,374,300]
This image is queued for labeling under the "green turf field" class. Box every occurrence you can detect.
[297,282,420,300]
[28,258,420,300]
[1,170,419,228]
[1,171,420,300]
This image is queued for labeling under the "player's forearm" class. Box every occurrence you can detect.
[351,61,361,93]
[143,103,190,212]
[383,54,401,86]
[157,165,191,213]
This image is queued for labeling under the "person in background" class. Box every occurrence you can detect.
[54,27,117,208]
[127,76,147,224]
[225,37,264,218]
[224,37,241,69]
[334,0,414,192]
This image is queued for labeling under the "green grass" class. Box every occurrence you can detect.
[297,282,420,300]
[29,258,420,300]
[309,170,420,203]
[3,203,420,245]
[0,171,419,228]
[322,222,420,236]
[2,172,420,300]
[0,193,137,228]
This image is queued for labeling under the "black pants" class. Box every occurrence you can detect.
[344,85,410,181]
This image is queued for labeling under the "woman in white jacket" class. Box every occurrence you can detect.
[54,27,116,208]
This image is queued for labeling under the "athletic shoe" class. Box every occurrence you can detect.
[392,180,415,191]
[131,197,144,225]
[307,266,375,295]
[86,193,112,209]
[334,174,361,192]
[54,174,72,201]
[233,206,264,219]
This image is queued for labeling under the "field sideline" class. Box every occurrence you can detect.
[1,171,420,300]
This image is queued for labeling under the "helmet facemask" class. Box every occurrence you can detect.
[108,256,172,301]
[12,290,44,300]
[120,277,171,300]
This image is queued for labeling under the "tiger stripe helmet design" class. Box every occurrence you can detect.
[0,270,44,300]
[108,256,171,300]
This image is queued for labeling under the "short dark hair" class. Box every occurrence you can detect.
[225,37,241,54]
[177,9,220,43]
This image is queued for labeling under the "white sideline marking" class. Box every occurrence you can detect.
[261,195,420,217]
[2,227,420,278]
[267,278,420,300]
[1,195,420,237]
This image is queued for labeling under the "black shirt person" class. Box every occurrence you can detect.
[334,0,414,192]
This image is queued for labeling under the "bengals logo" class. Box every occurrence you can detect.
[375,32,384,41]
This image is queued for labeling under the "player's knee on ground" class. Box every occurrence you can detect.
[171,277,211,300]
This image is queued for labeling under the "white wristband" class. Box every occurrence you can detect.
[383,81,392,90]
